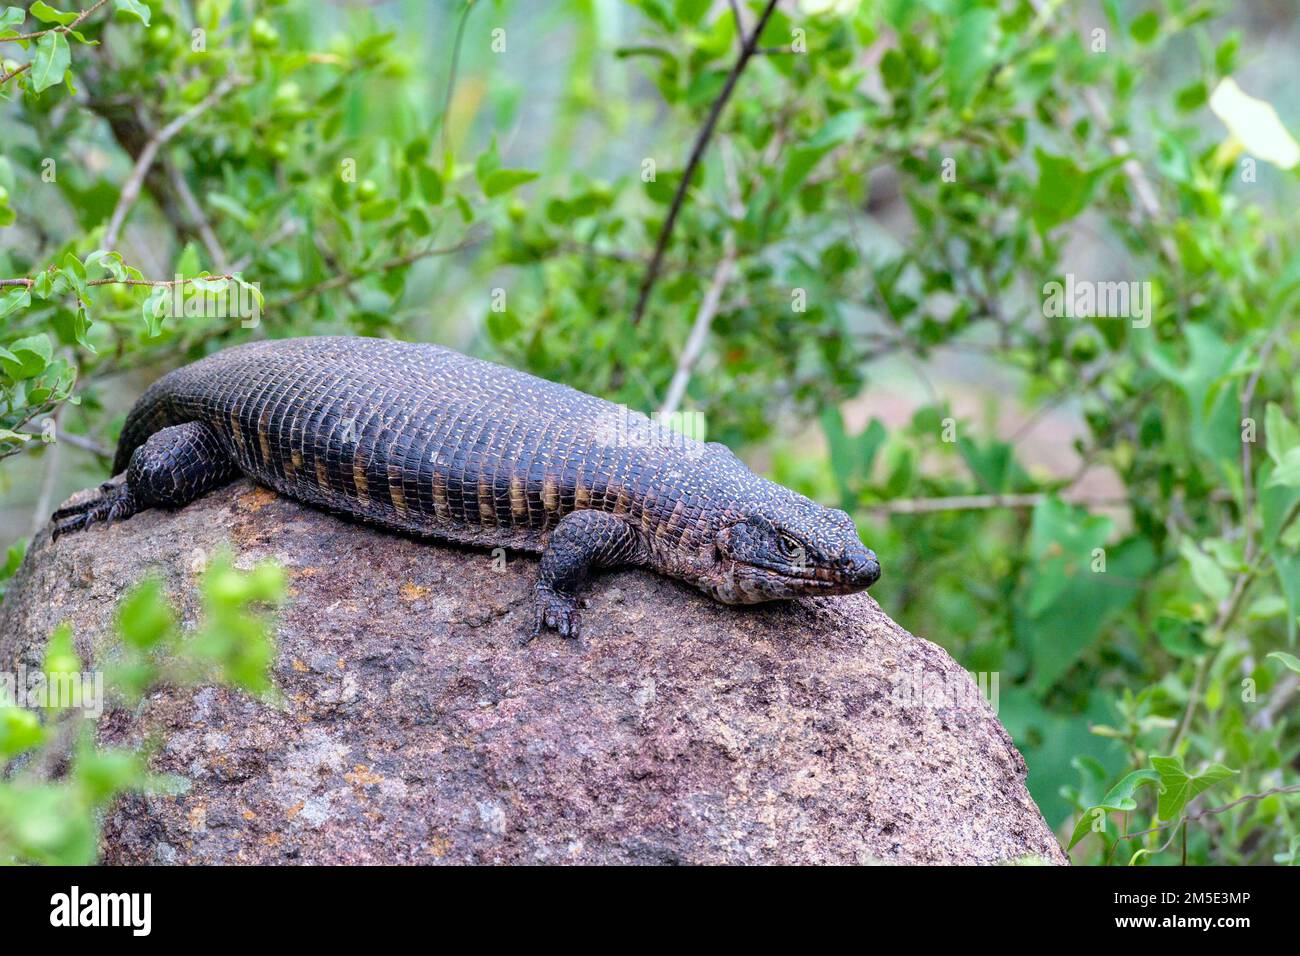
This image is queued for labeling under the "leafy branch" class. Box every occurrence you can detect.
[0,0,110,43]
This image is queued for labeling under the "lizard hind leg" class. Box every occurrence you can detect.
[52,421,238,540]
[529,509,645,642]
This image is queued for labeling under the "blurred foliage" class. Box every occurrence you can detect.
[0,553,284,864]
[1,0,1298,864]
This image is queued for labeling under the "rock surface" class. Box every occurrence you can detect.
[1,478,1065,864]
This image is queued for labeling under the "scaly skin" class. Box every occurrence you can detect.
[52,336,881,639]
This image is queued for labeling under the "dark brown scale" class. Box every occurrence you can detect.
[55,336,880,640]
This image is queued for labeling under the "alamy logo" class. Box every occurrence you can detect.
[1042,273,1152,328]
[50,887,151,937]
[1,665,103,718]
[592,405,708,458]
[888,665,1000,714]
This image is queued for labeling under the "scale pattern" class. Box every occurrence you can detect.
[57,336,880,638]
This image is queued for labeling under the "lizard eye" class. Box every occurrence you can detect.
[777,533,803,558]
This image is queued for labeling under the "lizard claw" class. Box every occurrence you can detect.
[51,483,137,540]
[529,584,582,641]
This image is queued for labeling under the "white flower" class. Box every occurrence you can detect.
[1208,78,1300,170]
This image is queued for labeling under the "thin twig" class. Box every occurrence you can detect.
[869,491,1131,515]
[1253,673,1300,730]
[1,0,109,43]
[0,273,233,289]
[1079,92,1179,266]
[103,75,245,251]
[230,219,301,272]
[1117,784,1300,842]
[660,231,737,418]
[439,1,476,159]
[629,0,780,325]
[0,62,30,86]
[162,152,230,272]
[1167,655,1207,753]
[268,233,486,310]
[49,429,111,458]
[28,408,63,539]
[1236,323,1284,567]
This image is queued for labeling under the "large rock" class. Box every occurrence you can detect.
[0,479,1065,864]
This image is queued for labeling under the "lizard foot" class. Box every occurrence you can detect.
[527,584,582,642]
[51,481,138,540]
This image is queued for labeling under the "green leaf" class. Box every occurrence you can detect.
[1130,10,1158,44]
[74,745,144,805]
[0,540,25,581]
[1274,552,1300,644]
[1031,149,1123,231]
[1018,503,1154,693]
[486,308,521,343]
[42,621,81,689]
[1066,769,1161,850]
[1179,539,1231,604]
[1150,755,1236,822]
[0,7,26,32]
[1066,806,1108,852]
[1265,402,1300,468]
[0,702,46,759]
[474,138,500,184]
[1026,497,1114,616]
[112,0,150,26]
[0,286,31,318]
[234,276,264,310]
[141,286,169,336]
[0,332,52,379]
[417,165,444,204]
[481,169,539,199]
[29,1,77,26]
[30,31,70,93]
[1267,651,1300,674]
[944,8,998,107]
[0,783,98,864]
[1267,447,1300,488]
[1100,769,1162,813]
[116,577,175,649]
[781,111,865,193]
[85,249,128,282]
[62,252,87,298]
[1174,80,1207,112]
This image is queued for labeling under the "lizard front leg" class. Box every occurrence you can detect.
[52,421,239,539]
[530,509,645,642]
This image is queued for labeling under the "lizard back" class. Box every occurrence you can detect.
[115,336,744,554]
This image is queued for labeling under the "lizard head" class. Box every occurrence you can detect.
[707,500,880,604]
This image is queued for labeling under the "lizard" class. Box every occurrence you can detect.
[51,336,881,639]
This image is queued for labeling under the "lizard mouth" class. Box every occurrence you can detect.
[775,550,881,592]
[711,555,881,603]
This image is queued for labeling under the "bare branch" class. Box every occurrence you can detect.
[1,273,233,290]
[268,233,488,310]
[659,231,737,418]
[29,408,63,539]
[161,145,231,272]
[103,75,246,252]
[0,62,30,86]
[868,491,1132,515]
[629,0,780,326]
[50,429,112,458]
